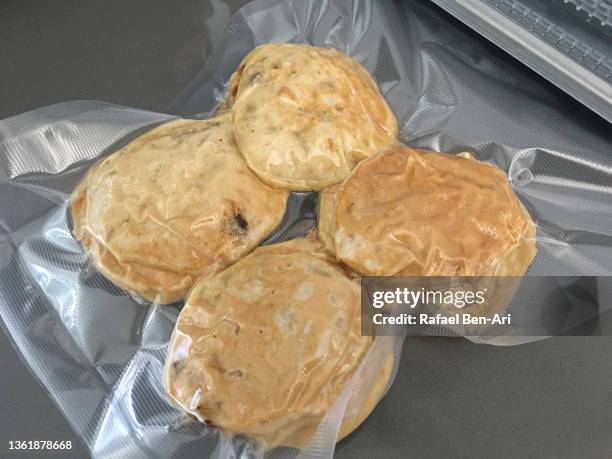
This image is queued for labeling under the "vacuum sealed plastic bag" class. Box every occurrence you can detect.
[0,99,403,459]
[163,237,399,453]
[220,43,399,191]
[71,113,289,305]
[1,0,612,458]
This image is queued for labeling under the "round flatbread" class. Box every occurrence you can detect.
[164,238,390,448]
[319,145,536,276]
[226,43,398,191]
[71,115,288,304]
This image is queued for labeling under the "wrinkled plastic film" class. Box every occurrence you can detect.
[72,113,288,305]
[298,336,404,459]
[162,237,393,457]
[0,102,181,458]
[171,0,612,278]
[219,43,399,191]
[0,0,610,458]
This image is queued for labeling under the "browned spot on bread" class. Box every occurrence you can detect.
[223,201,250,238]
[235,212,248,231]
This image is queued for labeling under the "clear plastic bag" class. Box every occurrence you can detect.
[1,0,611,458]
[71,114,289,305]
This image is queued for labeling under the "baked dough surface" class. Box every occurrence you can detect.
[227,43,398,190]
[318,145,536,276]
[164,238,390,448]
[71,115,288,303]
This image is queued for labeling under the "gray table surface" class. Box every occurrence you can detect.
[1,1,611,458]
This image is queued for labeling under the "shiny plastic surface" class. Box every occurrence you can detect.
[318,146,536,277]
[225,43,398,191]
[430,0,612,123]
[1,0,612,458]
[164,238,382,450]
[72,114,288,304]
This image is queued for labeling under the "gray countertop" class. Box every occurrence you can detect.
[1,1,611,458]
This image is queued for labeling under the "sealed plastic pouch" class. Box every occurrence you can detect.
[1,1,612,458]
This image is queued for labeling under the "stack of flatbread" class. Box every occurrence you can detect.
[71,43,536,450]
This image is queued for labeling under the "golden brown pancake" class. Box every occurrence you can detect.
[225,43,398,191]
[71,115,288,304]
[318,145,536,276]
[164,238,391,448]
